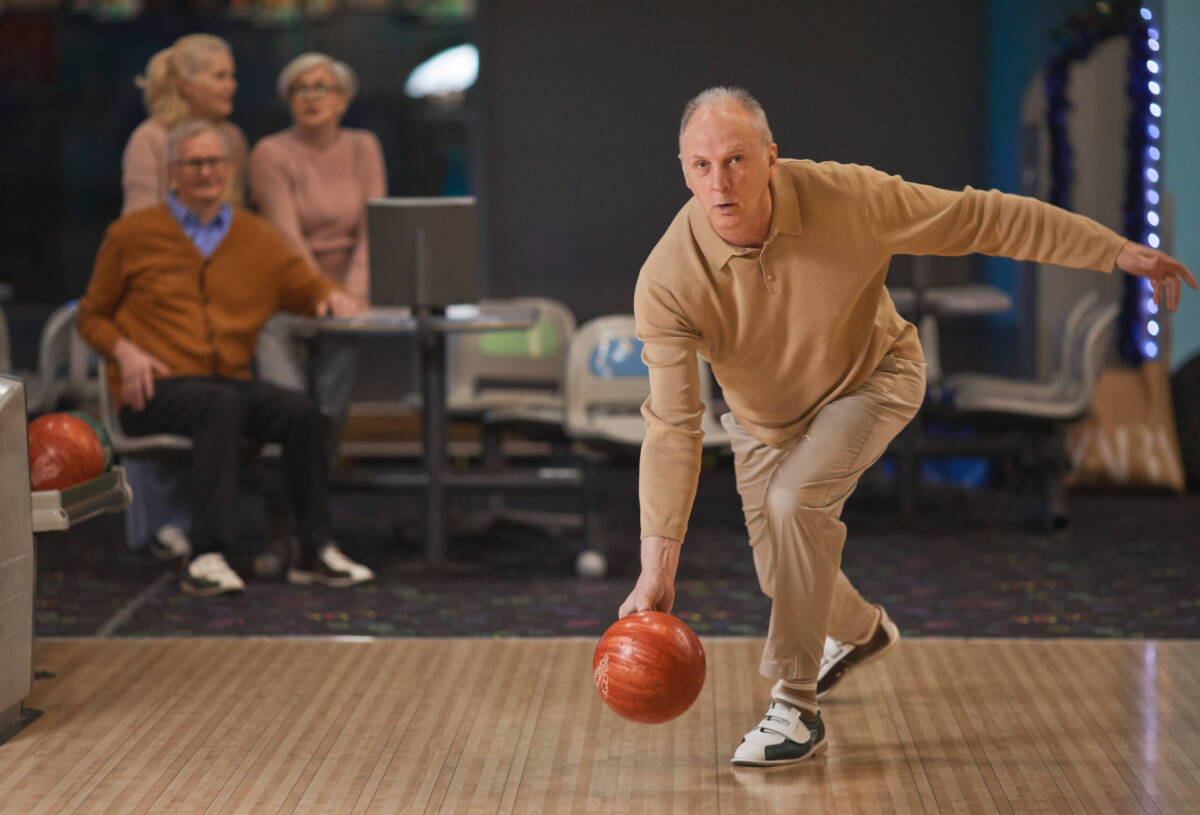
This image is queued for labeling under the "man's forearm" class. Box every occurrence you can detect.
[640,535,682,578]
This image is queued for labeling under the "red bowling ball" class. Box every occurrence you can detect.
[593,611,706,724]
[28,412,105,492]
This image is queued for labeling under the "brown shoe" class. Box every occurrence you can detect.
[817,608,900,699]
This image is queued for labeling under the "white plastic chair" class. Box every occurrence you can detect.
[564,315,729,449]
[447,296,576,423]
[97,358,192,455]
[917,297,1120,528]
[942,296,1115,420]
[25,301,101,415]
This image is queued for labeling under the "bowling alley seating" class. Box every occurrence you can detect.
[564,314,729,450]
[552,315,732,574]
[96,358,282,551]
[444,297,585,541]
[20,301,101,416]
[914,294,1119,528]
[447,296,576,430]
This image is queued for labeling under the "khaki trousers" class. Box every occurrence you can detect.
[722,352,926,686]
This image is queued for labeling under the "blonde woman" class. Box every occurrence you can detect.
[250,52,386,430]
[122,33,248,215]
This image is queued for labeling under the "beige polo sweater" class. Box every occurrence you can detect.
[634,159,1126,542]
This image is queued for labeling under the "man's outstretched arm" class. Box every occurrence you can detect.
[1115,241,1197,312]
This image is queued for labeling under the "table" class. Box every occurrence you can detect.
[887,284,1013,319]
[290,305,538,565]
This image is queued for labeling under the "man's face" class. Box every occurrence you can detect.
[679,102,777,247]
[169,130,230,212]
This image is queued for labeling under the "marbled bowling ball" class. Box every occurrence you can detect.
[593,611,706,724]
[66,410,114,471]
[28,412,105,491]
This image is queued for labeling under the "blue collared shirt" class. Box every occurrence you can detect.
[166,193,232,259]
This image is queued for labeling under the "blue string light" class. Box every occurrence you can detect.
[1045,1,1162,365]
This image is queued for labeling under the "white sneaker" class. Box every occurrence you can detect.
[181,553,245,597]
[731,700,827,766]
[150,524,191,560]
[287,543,375,587]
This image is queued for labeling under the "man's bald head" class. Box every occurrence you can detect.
[678,86,773,152]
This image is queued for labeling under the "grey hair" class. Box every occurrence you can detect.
[678,86,773,150]
[167,119,230,163]
[276,52,358,103]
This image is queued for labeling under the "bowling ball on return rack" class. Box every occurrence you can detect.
[28,412,105,492]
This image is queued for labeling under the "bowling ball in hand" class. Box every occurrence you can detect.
[28,412,105,491]
[66,410,114,471]
[593,611,706,724]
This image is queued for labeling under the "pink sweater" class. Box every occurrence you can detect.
[120,118,249,216]
[249,128,386,299]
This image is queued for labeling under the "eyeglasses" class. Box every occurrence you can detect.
[292,83,339,99]
[173,156,229,172]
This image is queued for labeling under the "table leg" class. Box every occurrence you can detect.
[421,324,448,564]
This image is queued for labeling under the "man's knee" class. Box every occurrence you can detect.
[199,386,247,431]
[273,388,324,434]
[763,477,832,521]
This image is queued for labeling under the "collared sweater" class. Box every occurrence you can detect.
[78,204,335,409]
[634,159,1127,542]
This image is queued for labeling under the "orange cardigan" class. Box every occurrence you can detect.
[78,204,335,408]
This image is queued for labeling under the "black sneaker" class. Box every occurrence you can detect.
[181,553,245,596]
[817,607,900,699]
[252,536,297,581]
[149,524,191,560]
[286,543,375,588]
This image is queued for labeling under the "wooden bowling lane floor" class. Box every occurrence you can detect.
[2,638,1199,814]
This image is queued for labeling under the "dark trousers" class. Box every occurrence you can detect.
[120,377,333,556]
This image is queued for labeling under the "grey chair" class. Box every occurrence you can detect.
[97,359,281,552]
[97,358,192,455]
[916,296,1119,528]
[23,301,101,416]
[443,298,587,554]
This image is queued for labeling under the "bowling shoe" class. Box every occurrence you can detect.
[150,524,191,560]
[286,542,375,588]
[731,700,827,766]
[181,552,246,596]
[817,606,900,699]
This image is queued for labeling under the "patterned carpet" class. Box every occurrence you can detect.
[32,463,1200,639]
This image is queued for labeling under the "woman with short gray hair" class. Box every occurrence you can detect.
[250,52,386,438]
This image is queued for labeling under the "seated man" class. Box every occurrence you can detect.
[78,119,375,596]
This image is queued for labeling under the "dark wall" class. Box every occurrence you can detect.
[478,0,988,322]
